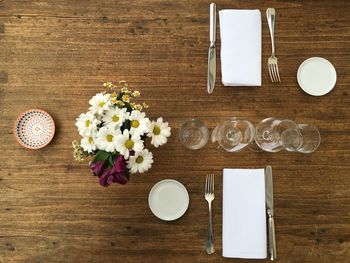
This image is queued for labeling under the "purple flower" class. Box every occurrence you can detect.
[90,161,107,177]
[98,156,129,187]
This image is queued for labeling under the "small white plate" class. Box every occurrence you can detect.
[148,179,189,221]
[297,57,337,96]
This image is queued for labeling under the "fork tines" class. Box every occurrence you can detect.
[268,57,281,83]
[205,173,215,196]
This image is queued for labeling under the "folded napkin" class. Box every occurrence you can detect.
[222,168,266,259]
[219,10,262,86]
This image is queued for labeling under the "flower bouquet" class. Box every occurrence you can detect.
[72,81,171,187]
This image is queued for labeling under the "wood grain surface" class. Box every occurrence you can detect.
[1,0,350,262]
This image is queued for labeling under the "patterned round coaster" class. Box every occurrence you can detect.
[14,109,55,150]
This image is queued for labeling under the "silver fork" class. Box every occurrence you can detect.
[205,173,215,254]
[266,8,281,83]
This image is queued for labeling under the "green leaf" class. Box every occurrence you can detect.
[117,91,124,100]
[124,102,133,113]
[108,154,117,166]
[121,119,131,132]
[93,150,111,163]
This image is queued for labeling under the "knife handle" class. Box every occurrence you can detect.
[268,214,277,261]
[209,3,216,46]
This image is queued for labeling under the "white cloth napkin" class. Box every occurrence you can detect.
[219,10,262,86]
[222,168,267,259]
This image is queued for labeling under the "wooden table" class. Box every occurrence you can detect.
[1,1,350,262]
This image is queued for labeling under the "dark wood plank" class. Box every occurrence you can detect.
[0,0,350,262]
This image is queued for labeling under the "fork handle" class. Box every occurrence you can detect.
[205,201,215,254]
[266,8,276,56]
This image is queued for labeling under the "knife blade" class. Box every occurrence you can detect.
[207,47,216,94]
[265,166,274,214]
[265,165,277,261]
[207,3,216,94]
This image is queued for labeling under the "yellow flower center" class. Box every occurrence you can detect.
[88,137,94,144]
[112,115,119,122]
[98,101,105,107]
[136,156,144,164]
[125,139,134,149]
[85,120,91,127]
[122,95,130,102]
[131,120,140,128]
[153,125,161,135]
[106,134,113,142]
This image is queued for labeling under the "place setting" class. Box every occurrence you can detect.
[146,167,278,260]
[208,3,337,95]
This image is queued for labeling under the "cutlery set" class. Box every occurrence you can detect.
[207,4,281,94]
[205,168,277,260]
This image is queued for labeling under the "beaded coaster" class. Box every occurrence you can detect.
[14,109,55,150]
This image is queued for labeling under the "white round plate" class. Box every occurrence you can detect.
[297,57,337,96]
[148,179,189,221]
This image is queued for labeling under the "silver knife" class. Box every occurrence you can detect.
[207,3,216,94]
[265,165,277,261]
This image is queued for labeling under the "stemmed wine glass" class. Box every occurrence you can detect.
[212,118,255,152]
[285,124,321,153]
[254,117,302,152]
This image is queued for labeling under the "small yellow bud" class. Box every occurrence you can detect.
[122,94,130,102]
[132,90,141,97]
[117,101,125,107]
[135,104,143,111]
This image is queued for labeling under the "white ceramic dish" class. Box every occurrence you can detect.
[148,179,189,221]
[297,57,337,96]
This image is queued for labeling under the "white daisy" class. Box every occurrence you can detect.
[102,107,129,129]
[89,92,111,115]
[95,126,120,153]
[80,132,97,153]
[127,149,153,173]
[75,112,100,137]
[115,129,144,158]
[128,110,150,135]
[147,117,171,147]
